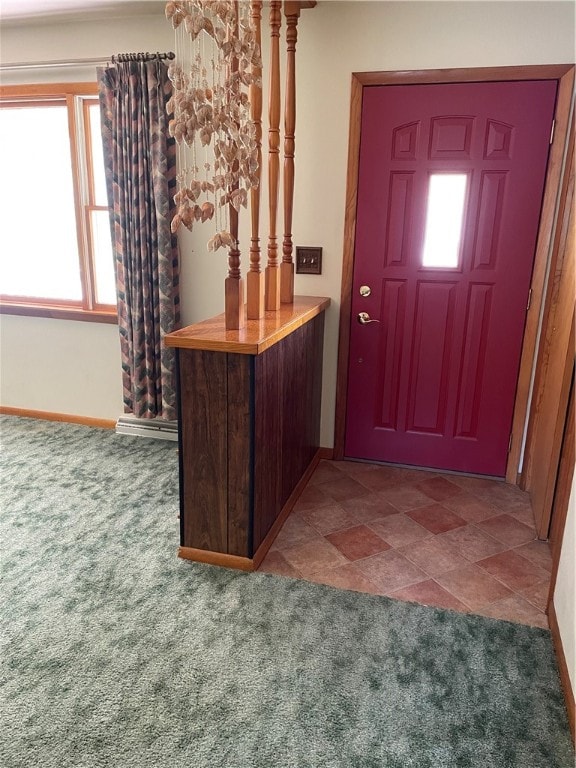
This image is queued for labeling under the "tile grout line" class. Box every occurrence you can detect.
[264,551,549,626]
[263,462,550,627]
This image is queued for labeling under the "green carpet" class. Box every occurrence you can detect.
[0,416,573,768]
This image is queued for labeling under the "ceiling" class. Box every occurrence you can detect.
[0,0,166,23]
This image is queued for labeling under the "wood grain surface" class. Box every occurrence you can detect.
[165,295,329,354]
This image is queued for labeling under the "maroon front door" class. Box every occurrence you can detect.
[345,80,557,476]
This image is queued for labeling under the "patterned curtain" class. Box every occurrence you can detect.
[98,59,180,421]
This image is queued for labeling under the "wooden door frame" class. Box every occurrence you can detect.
[334,64,575,484]
[521,107,574,535]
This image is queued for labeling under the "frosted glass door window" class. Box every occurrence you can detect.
[421,174,468,269]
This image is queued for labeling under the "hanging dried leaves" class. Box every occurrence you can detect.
[166,0,262,250]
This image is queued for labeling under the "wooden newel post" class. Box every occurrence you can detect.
[265,0,282,311]
[280,1,301,304]
[247,0,264,320]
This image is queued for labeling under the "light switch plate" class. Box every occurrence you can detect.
[296,246,322,275]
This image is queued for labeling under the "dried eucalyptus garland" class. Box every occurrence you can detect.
[166,1,262,252]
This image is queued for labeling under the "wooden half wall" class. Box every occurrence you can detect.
[166,296,329,571]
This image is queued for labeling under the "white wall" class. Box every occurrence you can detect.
[0,314,124,419]
[0,1,574,437]
[554,476,576,696]
[0,12,174,420]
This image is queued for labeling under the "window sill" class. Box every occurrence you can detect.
[0,303,117,324]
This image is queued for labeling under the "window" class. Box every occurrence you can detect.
[421,173,468,269]
[0,83,116,322]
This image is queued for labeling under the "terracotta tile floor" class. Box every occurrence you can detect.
[258,460,552,629]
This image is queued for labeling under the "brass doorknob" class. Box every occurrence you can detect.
[357,312,380,325]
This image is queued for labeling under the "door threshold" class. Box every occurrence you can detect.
[342,455,504,482]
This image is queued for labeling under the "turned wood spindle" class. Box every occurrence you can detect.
[265,0,282,311]
[280,2,302,304]
[225,1,245,330]
[247,0,264,320]
[225,208,245,330]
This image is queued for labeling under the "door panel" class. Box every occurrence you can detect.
[345,80,558,475]
[406,280,455,434]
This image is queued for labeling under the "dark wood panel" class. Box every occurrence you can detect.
[280,324,304,505]
[177,307,327,559]
[253,343,282,549]
[253,313,325,549]
[252,447,324,570]
[278,313,325,516]
[300,319,316,488]
[311,312,325,452]
[178,349,228,552]
[289,313,324,500]
[227,354,252,557]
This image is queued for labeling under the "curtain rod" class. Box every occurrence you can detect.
[1,52,175,72]
[112,52,175,63]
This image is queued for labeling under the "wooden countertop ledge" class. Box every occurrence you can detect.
[164,295,330,355]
